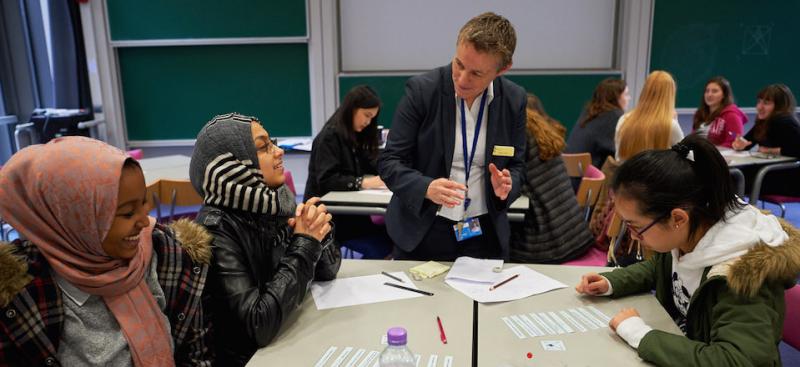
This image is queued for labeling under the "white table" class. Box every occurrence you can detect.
[137,155,191,185]
[246,260,681,366]
[719,148,799,203]
[246,260,474,366]
[478,264,683,366]
[320,190,530,222]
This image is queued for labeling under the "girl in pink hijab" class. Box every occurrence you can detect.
[0,137,213,366]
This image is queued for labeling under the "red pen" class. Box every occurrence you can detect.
[437,316,447,344]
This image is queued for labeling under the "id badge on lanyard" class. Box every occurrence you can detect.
[453,91,488,242]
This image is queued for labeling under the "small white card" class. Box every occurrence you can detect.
[541,340,566,351]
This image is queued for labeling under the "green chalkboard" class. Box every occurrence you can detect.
[120,44,311,140]
[107,0,307,40]
[651,0,800,108]
[340,73,619,133]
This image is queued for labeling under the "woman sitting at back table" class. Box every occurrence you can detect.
[191,113,341,366]
[615,70,684,162]
[305,85,392,257]
[0,137,213,366]
[577,135,800,366]
[691,76,747,148]
[732,83,800,198]
[511,94,594,263]
[566,77,629,169]
[732,83,800,158]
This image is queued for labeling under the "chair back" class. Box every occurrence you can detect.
[576,165,605,221]
[149,179,203,222]
[562,152,592,178]
[784,285,800,349]
[126,149,144,160]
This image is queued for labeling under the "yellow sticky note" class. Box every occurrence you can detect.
[409,261,451,280]
[492,145,515,157]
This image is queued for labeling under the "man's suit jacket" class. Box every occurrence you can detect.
[378,64,527,259]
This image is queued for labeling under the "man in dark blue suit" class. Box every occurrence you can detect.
[378,12,526,261]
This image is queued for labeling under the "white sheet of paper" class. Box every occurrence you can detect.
[548,311,574,333]
[330,346,353,367]
[445,265,566,303]
[357,351,379,367]
[541,340,566,351]
[293,141,313,151]
[559,310,587,332]
[277,137,311,147]
[588,306,612,324]
[311,272,423,310]
[443,356,453,367]
[315,346,337,367]
[344,349,366,367]
[445,256,505,283]
[502,316,526,339]
[426,355,438,367]
[355,188,393,196]
[519,314,544,336]
[718,148,750,158]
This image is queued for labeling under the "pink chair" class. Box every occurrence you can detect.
[283,170,296,196]
[561,246,607,266]
[761,195,800,218]
[126,149,144,160]
[784,285,800,349]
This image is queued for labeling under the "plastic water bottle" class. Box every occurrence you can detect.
[379,327,415,367]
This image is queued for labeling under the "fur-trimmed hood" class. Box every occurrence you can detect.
[0,219,212,308]
[721,219,800,297]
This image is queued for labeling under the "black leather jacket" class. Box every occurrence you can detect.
[196,205,341,366]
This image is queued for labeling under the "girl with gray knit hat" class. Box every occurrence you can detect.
[190,113,341,366]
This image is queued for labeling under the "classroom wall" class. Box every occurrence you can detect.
[337,0,624,134]
[83,1,799,151]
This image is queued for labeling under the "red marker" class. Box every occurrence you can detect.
[436,316,447,344]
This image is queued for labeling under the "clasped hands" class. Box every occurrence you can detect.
[287,197,332,242]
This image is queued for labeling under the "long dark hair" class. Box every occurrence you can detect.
[329,85,382,159]
[611,134,744,238]
[692,76,735,130]
[579,78,626,127]
[752,84,798,142]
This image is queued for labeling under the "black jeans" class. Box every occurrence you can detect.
[392,214,501,261]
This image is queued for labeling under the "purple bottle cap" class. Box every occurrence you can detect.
[387,327,407,346]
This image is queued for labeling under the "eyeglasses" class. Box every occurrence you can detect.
[259,138,279,153]
[624,213,669,237]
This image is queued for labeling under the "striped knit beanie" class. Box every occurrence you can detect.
[189,113,295,216]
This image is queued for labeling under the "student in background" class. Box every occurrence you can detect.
[732,83,800,158]
[566,78,630,168]
[576,135,800,366]
[691,76,747,148]
[191,113,341,366]
[378,12,526,261]
[615,70,683,161]
[732,83,800,197]
[511,94,593,263]
[304,85,392,257]
[305,85,385,198]
[0,137,213,366]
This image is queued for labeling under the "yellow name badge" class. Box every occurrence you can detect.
[492,145,515,157]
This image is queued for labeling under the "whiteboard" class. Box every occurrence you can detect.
[339,0,617,72]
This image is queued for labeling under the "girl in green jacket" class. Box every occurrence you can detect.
[575,134,800,366]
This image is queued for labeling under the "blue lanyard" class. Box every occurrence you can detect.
[460,90,488,209]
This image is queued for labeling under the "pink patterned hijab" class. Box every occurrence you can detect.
[0,137,174,367]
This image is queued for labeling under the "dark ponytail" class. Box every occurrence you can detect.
[611,134,744,237]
